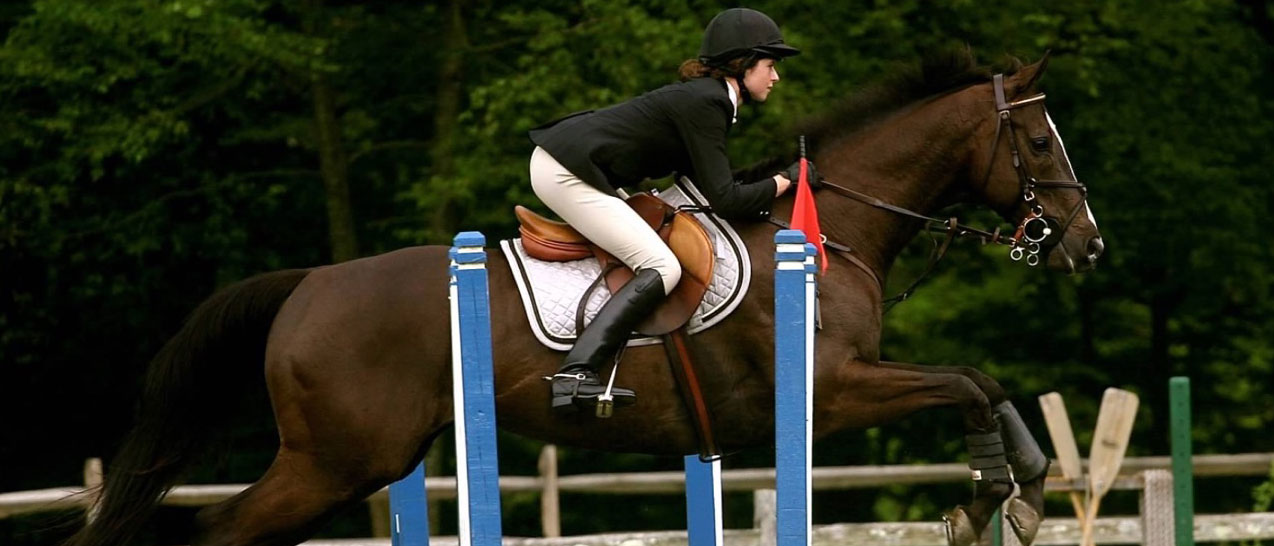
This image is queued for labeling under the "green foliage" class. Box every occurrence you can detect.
[2,0,1273,542]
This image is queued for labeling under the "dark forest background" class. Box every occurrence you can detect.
[3,0,1273,544]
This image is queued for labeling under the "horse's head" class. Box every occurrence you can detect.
[969,55,1103,273]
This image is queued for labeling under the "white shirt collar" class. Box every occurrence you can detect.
[726,79,739,124]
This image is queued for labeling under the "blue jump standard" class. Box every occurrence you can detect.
[775,230,818,546]
[388,232,503,546]
[388,230,818,546]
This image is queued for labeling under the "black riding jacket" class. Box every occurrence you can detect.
[529,77,775,221]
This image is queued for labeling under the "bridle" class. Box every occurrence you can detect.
[769,72,1089,307]
[984,73,1089,267]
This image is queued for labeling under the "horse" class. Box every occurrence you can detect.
[67,50,1102,546]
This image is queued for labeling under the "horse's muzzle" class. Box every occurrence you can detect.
[1085,236,1105,267]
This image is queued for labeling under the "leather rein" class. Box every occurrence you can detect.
[768,73,1090,309]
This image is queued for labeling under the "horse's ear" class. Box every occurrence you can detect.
[1010,51,1051,97]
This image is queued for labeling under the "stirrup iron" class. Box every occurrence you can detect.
[596,353,623,418]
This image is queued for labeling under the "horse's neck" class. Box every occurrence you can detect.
[817,92,980,279]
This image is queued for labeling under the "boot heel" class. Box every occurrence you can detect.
[551,395,578,414]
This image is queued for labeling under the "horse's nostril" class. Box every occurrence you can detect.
[1087,237,1105,261]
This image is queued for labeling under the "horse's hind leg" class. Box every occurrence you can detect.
[190,446,397,546]
[878,362,1048,545]
[820,361,1014,546]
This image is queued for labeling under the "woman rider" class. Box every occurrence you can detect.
[529,8,821,414]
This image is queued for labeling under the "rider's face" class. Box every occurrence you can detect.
[743,58,780,102]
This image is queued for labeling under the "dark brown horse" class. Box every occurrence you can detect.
[68,51,1102,546]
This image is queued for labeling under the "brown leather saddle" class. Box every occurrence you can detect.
[514,192,715,336]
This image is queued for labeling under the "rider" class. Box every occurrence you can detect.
[529,7,821,414]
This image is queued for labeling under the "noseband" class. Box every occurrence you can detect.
[985,73,1089,266]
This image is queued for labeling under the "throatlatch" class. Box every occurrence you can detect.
[994,401,1050,483]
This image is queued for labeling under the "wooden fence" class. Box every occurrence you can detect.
[3,452,1272,545]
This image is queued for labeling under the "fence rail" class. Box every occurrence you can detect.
[3,452,1271,521]
[300,512,1274,546]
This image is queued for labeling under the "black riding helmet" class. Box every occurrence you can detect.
[698,8,800,68]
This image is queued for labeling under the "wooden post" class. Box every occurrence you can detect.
[369,495,391,537]
[83,458,103,523]
[539,445,560,538]
[1142,469,1175,546]
[754,489,777,546]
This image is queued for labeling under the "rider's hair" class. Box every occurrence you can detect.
[677,56,757,82]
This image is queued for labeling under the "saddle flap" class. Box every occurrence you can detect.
[599,207,715,336]
[516,190,716,335]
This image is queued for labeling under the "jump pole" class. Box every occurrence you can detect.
[774,231,817,546]
[685,456,723,546]
[388,232,504,546]
[388,462,429,546]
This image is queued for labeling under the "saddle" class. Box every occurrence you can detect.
[514,192,715,336]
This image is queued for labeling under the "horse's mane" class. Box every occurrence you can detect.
[735,47,1023,181]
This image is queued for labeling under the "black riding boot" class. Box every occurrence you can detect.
[550,268,666,414]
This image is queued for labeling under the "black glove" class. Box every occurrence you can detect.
[781,159,822,190]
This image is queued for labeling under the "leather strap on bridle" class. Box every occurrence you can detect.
[756,74,1088,308]
[882,217,959,312]
[766,216,883,292]
[986,73,1089,265]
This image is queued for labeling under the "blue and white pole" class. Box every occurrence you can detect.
[774,231,817,546]
[388,462,429,546]
[450,232,504,546]
[684,455,724,546]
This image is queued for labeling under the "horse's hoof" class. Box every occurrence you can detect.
[942,506,980,546]
[1005,497,1042,545]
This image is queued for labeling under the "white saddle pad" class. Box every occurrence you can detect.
[500,177,752,351]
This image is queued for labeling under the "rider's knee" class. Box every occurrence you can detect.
[636,250,681,295]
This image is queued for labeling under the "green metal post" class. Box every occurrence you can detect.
[1170,376,1194,546]
[991,507,1002,546]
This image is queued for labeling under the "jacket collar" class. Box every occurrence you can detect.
[725,79,739,125]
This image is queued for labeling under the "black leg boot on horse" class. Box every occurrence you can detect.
[549,268,666,415]
[945,428,1017,546]
[996,401,1051,545]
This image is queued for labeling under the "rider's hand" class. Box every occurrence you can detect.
[781,160,823,190]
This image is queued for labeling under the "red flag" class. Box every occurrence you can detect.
[789,158,827,273]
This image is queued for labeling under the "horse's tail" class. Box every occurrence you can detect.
[64,268,311,546]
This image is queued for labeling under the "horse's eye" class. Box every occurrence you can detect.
[1031,136,1050,152]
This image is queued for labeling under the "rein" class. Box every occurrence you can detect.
[767,72,1089,309]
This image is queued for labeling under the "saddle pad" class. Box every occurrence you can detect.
[500,176,752,351]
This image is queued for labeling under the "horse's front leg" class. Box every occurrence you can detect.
[876,361,1049,546]
[813,360,1019,546]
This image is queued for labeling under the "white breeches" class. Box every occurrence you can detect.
[529,146,681,296]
